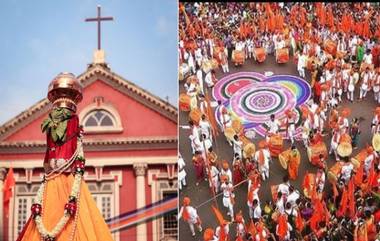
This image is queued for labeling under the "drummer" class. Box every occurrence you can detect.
[220,161,232,184]
[232,134,243,159]
[266,114,281,142]
[220,176,235,221]
[330,123,341,161]
[364,146,378,175]
[315,167,326,193]
[287,145,301,180]
[199,114,212,142]
[339,157,354,185]
[285,109,296,145]
[254,140,271,181]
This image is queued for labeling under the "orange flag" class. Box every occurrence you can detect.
[354,164,364,186]
[211,205,225,226]
[277,214,288,239]
[302,171,310,191]
[295,211,304,232]
[205,95,219,137]
[337,186,348,217]
[347,179,356,218]
[3,167,16,217]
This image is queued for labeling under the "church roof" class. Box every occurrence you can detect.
[0,64,177,141]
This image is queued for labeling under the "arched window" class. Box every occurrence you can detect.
[84,110,115,127]
[79,97,123,134]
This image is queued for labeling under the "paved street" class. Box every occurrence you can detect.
[178,55,377,241]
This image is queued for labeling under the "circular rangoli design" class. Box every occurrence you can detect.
[213,72,311,140]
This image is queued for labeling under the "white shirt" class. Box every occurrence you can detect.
[267,119,280,133]
[178,206,199,224]
[278,183,290,196]
[253,205,262,219]
[233,139,243,155]
[178,157,187,180]
[287,191,300,207]
[254,149,271,168]
[341,163,354,179]
[220,169,232,183]
[363,53,373,64]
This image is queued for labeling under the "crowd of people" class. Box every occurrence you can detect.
[178,2,380,241]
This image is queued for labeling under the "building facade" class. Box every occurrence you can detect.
[0,61,178,241]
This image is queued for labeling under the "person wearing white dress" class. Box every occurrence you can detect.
[178,197,202,237]
[178,154,187,190]
[232,135,243,159]
[359,67,371,100]
[297,52,307,78]
[220,180,235,221]
[254,145,271,180]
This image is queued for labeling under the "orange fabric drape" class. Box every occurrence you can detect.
[182,206,190,221]
[288,152,300,180]
[295,211,304,232]
[3,167,15,217]
[277,214,288,240]
[354,164,364,186]
[337,186,348,217]
[348,179,356,218]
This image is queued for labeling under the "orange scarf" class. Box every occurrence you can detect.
[182,206,190,221]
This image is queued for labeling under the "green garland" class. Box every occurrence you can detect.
[41,108,72,143]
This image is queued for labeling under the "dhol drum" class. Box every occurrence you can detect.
[189,108,202,125]
[243,143,256,159]
[278,149,291,169]
[277,48,289,64]
[179,63,190,81]
[179,93,191,112]
[269,134,283,157]
[337,133,353,157]
[202,60,213,74]
[303,173,316,199]
[232,50,245,65]
[324,39,337,56]
[232,119,243,135]
[210,58,219,70]
[360,63,374,73]
[350,149,368,170]
[328,162,343,184]
[224,127,236,143]
[372,133,380,152]
[255,48,266,63]
[307,142,328,166]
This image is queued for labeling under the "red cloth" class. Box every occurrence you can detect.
[43,114,79,165]
[233,163,243,185]
[314,82,322,97]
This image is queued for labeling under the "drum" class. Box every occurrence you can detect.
[307,142,328,166]
[269,134,283,157]
[277,48,289,64]
[255,48,266,63]
[189,108,202,125]
[179,93,191,112]
[202,60,213,73]
[210,58,219,69]
[243,143,256,159]
[337,51,346,59]
[341,133,352,143]
[324,39,337,56]
[327,162,343,183]
[348,84,355,92]
[372,133,380,151]
[303,173,316,198]
[337,142,352,157]
[179,63,189,81]
[350,149,368,169]
[232,50,245,65]
[278,149,291,169]
[224,127,236,143]
[232,119,243,134]
[360,63,374,72]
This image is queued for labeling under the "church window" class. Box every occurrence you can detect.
[84,110,116,127]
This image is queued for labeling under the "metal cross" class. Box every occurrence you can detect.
[85,5,114,50]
